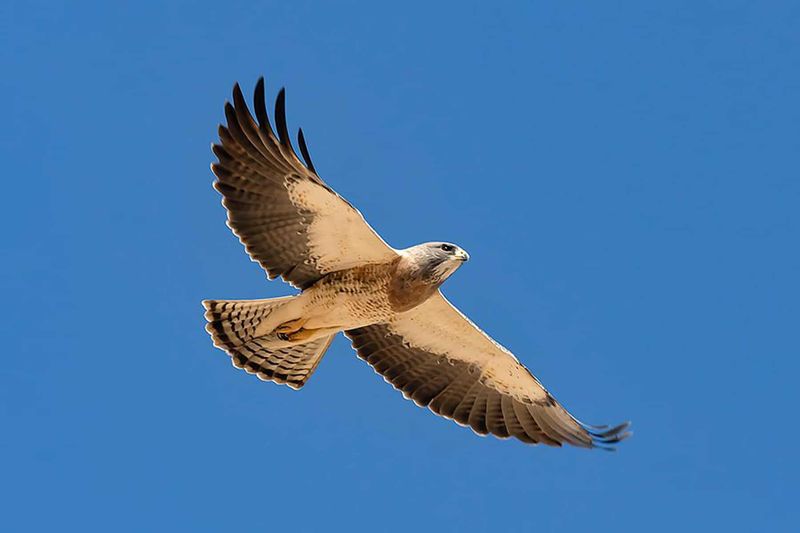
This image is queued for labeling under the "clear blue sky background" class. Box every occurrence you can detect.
[2,1,798,531]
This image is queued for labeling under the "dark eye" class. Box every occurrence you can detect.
[440,244,455,253]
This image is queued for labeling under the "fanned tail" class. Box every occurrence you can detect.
[202,297,334,389]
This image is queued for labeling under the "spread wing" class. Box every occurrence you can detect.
[211,78,397,289]
[346,292,631,448]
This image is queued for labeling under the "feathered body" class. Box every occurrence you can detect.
[212,243,467,346]
[202,77,631,448]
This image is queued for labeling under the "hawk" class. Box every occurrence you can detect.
[203,77,631,449]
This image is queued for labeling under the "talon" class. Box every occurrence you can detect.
[286,328,311,342]
[275,318,307,335]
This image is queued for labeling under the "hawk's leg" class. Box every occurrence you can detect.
[281,326,339,343]
[275,318,308,340]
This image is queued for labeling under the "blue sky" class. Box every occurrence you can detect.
[3,1,798,531]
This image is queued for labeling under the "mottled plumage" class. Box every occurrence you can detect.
[203,77,631,448]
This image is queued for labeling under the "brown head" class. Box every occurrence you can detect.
[404,242,469,282]
[389,242,470,311]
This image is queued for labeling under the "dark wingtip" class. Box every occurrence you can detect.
[586,421,631,438]
[223,101,237,129]
[297,128,317,173]
[232,82,247,111]
[581,420,632,449]
[274,87,293,150]
[253,77,274,137]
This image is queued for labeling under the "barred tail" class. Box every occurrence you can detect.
[202,297,334,389]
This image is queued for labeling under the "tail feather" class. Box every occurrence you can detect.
[203,296,292,349]
[233,335,335,389]
[202,297,334,389]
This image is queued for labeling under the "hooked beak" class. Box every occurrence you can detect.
[455,249,470,262]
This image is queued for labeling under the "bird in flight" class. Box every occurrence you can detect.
[203,77,631,449]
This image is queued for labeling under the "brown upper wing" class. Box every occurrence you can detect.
[346,292,630,448]
[211,78,397,289]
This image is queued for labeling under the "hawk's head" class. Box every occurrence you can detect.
[403,242,470,285]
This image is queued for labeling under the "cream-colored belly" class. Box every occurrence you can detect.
[292,264,397,331]
[300,280,396,331]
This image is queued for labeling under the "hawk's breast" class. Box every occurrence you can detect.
[305,262,401,329]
